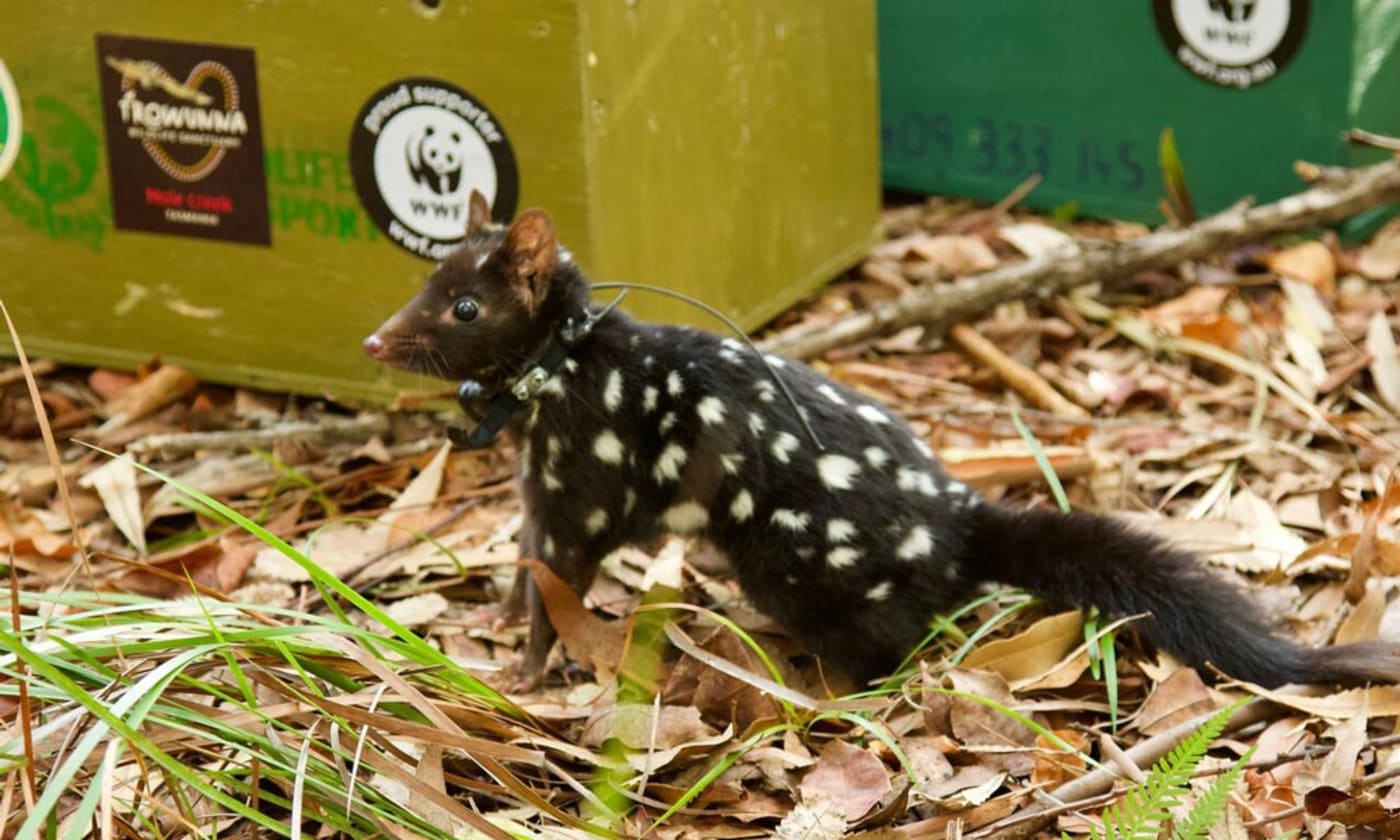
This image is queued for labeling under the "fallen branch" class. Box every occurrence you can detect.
[965,700,1273,839]
[125,414,390,457]
[762,156,1400,360]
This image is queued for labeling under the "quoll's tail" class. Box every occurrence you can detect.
[963,504,1400,688]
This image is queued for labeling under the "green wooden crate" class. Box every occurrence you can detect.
[0,1,879,401]
[879,1,1400,223]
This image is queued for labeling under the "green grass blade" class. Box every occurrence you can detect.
[1011,411,1071,513]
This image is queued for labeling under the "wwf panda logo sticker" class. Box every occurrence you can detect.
[350,78,518,261]
[1154,0,1309,89]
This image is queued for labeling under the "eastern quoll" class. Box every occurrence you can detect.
[365,193,1400,689]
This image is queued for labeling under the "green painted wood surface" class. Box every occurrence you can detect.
[0,1,878,401]
[879,1,1400,224]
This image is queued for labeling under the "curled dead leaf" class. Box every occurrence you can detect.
[1267,240,1336,294]
[799,739,892,821]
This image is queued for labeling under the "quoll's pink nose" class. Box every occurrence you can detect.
[363,334,387,359]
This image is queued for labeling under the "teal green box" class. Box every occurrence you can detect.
[879,1,1400,222]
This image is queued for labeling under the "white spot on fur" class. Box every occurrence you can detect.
[748,412,767,435]
[827,547,861,569]
[897,526,934,561]
[546,436,563,459]
[796,547,816,560]
[603,369,623,413]
[857,405,889,424]
[816,454,861,490]
[866,581,892,601]
[643,385,659,414]
[897,468,939,497]
[912,436,934,458]
[763,353,787,369]
[667,371,684,397]
[659,412,678,435]
[539,376,566,397]
[653,443,689,482]
[593,431,624,464]
[755,381,777,402]
[562,359,579,373]
[697,396,726,426]
[720,453,746,475]
[662,501,709,533]
[827,519,857,543]
[544,469,563,491]
[816,384,848,406]
[585,508,609,535]
[542,536,555,559]
[771,509,810,532]
[864,447,890,468]
[730,489,754,521]
[643,355,656,369]
[771,432,800,464]
[624,488,637,515]
[721,337,744,352]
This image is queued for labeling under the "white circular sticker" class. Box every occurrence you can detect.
[1172,0,1290,66]
[351,78,518,260]
[372,105,497,241]
[1154,0,1309,89]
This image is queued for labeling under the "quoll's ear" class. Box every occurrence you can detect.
[465,189,492,240]
[501,209,558,314]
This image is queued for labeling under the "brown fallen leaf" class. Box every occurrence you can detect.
[1180,315,1241,353]
[960,610,1083,685]
[1349,480,1400,601]
[1357,224,1400,280]
[1267,240,1336,294]
[78,457,146,556]
[117,534,254,597]
[1135,667,1216,735]
[664,627,786,731]
[1143,286,1232,333]
[580,703,732,773]
[88,368,136,402]
[1366,310,1400,414]
[1030,729,1088,788]
[947,669,1036,775]
[1336,582,1385,643]
[1304,786,1400,832]
[913,234,1000,275]
[96,363,197,432]
[799,739,892,822]
[523,558,627,679]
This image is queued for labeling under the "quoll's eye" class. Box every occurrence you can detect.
[452,297,480,322]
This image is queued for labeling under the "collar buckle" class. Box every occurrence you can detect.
[445,290,627,450]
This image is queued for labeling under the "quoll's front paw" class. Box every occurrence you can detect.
[502,666,544,695]
[461,601,522,632]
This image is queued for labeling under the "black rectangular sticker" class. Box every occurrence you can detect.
[95,33,270,245]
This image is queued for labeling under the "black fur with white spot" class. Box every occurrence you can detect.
[367,201,1400,688]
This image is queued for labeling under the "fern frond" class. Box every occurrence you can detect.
[1170,744,1257,840]
[1084,701,1244,840]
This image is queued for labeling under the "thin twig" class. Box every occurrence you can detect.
[763,157,1400,360]
[949,323,1089,418]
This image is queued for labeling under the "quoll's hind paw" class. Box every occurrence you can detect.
[460,602,521,632]
[491,603,527,633]
[501,659,546,695]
